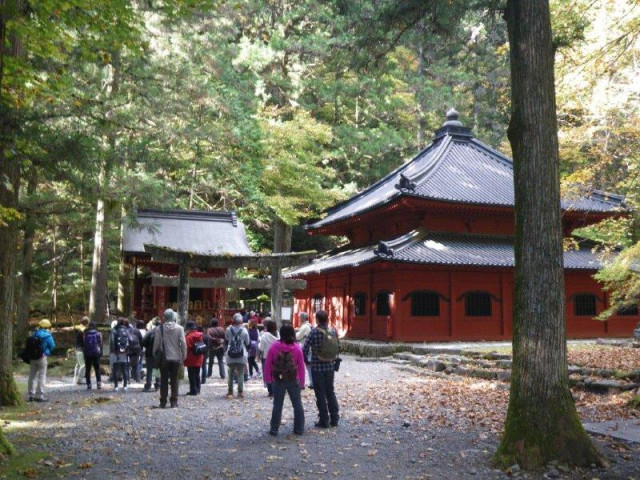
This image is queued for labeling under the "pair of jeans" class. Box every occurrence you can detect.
[311,369,339,426]
[84,355,101,386]
[129,351,142,382]
[113,362,129,388]
[208,348,225,378]
[160,360,181,407]
[227,363,245,394]
[248,356,260,376]
[144,356,158,389]
[270,380,304,435]
[28,356,47,399]
[187,366,201,394]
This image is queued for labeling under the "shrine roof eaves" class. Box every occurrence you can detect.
[285,229,611,276]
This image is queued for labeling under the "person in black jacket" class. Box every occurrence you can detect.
[143,317,160,392]
[127,319,144,382]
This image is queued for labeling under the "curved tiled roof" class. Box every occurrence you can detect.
[123,209,253,257]
[285,229,609,277]
[307,112,626,230]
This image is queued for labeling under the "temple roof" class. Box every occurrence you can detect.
[307,109,626,231]
[122,209,253,257]
[285,228,609,276]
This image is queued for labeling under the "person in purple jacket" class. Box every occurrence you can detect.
[264,324,305,436]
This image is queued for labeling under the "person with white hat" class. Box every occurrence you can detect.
[27,319,56,402]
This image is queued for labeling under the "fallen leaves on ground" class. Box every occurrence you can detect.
[568,345,640,371]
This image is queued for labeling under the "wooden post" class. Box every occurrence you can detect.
[177,260,190,325]
[271,264,283,326]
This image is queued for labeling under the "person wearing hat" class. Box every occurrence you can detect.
[152,309,187,408]
[225,312,250,398]
[184,321,205,396]
[27,319,56,402]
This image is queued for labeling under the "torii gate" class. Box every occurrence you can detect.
[143,244,315,325]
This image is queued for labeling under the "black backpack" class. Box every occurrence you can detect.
[83,330,101,357]
[272,351,298,382]
[227,329,244,359]
[25,334,44,360]
[114,327,130,354]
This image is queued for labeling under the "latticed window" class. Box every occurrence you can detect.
[312,294,324,313]
[618,304,639,316]
[376,291,391,316]
[465,292,491,317]
[353,293,367,316]
[411,291,440,316]
[574,294,596,316]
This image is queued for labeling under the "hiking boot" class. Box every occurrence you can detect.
[237,392,244,398]
[314,421,329,429]
[143,385,151,392]
[226,393,234,398]
[27,396,33,402]
[170,402,178,408]
[34,397,49,403]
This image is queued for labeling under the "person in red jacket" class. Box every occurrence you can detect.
[184,321,205,395]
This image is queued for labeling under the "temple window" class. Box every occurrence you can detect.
[574,294,597,316]
[465,292,492,317]
[353,292,367,316]
[376,291,391,316]
[410,290,440,317]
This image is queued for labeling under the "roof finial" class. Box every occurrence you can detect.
[443,108,462,127]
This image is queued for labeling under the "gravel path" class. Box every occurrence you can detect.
[5,356,640,480]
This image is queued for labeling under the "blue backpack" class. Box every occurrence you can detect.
[84,330,101,357]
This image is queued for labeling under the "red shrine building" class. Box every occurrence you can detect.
[287,109,638,341]
[122,209,253,322]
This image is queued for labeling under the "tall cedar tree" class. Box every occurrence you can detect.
[494,1,603,469]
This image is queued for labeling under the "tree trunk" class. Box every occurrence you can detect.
[89,160,108,325]
[494,1,604,469]
[117,206,131,315]
[271,217,292,324]
[0,0,24,407]
[16,167,37,342]
[177,261,190,326]
[51,224,57,320]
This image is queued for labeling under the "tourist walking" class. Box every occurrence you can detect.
[127,319,144,383]
[225,313,249,398]
[296,312,313,389]
[153,308,187,408]
[27,319,56,402]
[82,321,103,390]
[73,317,89,385]
[205,317,226,379]
[143,317,160,392]
[247,320,261,378]
[184,321,205,395]
[264,324,305,436]
[258,319,279,397]
[303,310,340,428]
[111,318,131,392]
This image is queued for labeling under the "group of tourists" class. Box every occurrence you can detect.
[24,307,340,436]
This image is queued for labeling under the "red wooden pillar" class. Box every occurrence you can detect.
[448,271,454,338]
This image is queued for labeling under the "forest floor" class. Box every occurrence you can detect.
[1,350,639,480]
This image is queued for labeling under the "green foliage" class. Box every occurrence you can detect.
[594,242,640,320]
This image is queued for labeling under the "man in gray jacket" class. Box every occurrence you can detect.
[153,309,187,408]
[225,313,250,398]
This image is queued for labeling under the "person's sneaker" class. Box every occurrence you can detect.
[268,430,277,436]
[34,397,49,403]
[170,402,178,408]
[114,387,120,392]
[237,392,244,398]
[123,386,128,392]
[143,385,151,392]
[314,421,329,428]
[97,383,102,390]
[225,393,234,398]
[87,385,92,390]
[329,422,338,428]
[27,396,34,402]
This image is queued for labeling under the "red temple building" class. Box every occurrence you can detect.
[287,109,638,341]
[122,209,253,322]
